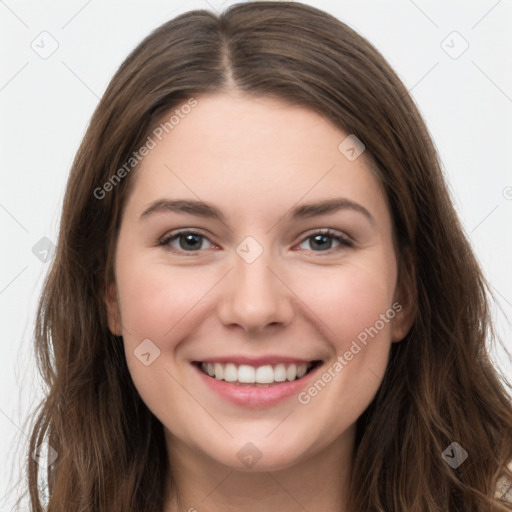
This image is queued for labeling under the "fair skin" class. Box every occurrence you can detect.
[106,91,414,512]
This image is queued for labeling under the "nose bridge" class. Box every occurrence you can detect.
[217,238,293,332]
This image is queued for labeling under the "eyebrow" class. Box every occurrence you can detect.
[139,198,375,225]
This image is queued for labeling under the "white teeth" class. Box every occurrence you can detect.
[224,363,238,382]
[214,363,224,380]
[255,365,274,384]
[286,365,297,381]
[238,364,255,383]
[273,363,287,382]
[297,363,307,378]
[199,361,315,384]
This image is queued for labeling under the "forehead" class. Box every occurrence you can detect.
[123,92,390,225]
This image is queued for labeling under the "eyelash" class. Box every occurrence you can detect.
[158,228,353,255]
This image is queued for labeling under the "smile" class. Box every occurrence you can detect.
[191,356,325,407]
[196,361,322,386]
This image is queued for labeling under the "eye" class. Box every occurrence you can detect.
[158,228,353,254]
[296,229,353,252]
[159,230,214,253]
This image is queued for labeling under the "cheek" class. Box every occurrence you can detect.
[115,253,209,343]
[297,259,397,352]
[290,261,397,440]
[114,254,210,411]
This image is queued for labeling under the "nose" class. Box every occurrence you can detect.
[217,247,294,334]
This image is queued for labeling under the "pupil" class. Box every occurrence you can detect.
[311,234,331,251]
[180,234,201,251]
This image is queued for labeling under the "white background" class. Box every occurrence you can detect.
[1,0,511,508]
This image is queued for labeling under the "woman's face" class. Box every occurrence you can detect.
[106,92,412,472]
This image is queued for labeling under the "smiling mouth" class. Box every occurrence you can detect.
[193,360,323,387]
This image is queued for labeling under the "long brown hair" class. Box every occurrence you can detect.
[22,1,512,510]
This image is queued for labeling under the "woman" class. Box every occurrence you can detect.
[25,1,512,510]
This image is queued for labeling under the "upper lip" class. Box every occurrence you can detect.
[192,355,322,366]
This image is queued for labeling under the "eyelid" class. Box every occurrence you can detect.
[295,228,353,252]
[158,228,215,249]
[299,227,352,243]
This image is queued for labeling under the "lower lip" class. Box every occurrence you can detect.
[192,363,322,408]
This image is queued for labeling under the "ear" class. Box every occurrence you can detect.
[105,280,123,336]
[390,249,417,343]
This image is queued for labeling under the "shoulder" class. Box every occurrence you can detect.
[495,460,512,502]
